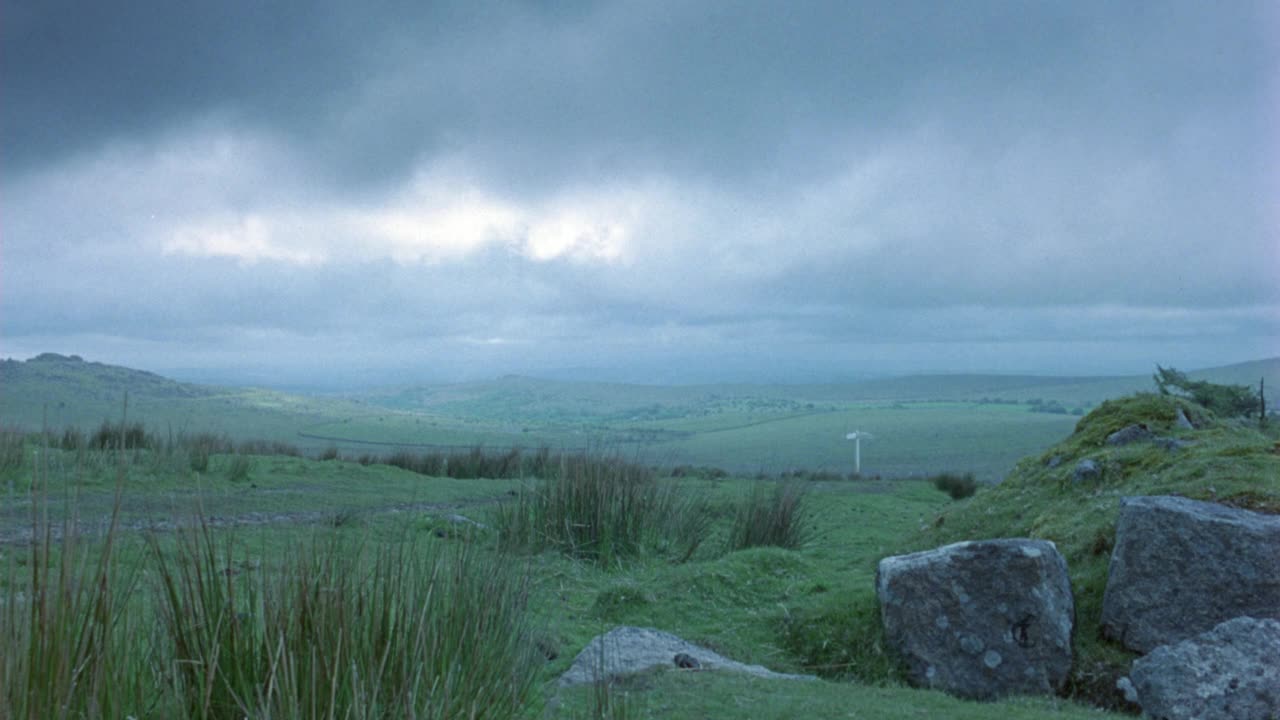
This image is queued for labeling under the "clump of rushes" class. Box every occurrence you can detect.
[150,524,542,719]
[2,443,149,719]
[494,454,712,566]
[726,481,812,551]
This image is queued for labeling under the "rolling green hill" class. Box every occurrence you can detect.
[1,353,1273,480]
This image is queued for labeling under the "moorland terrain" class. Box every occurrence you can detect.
[1,353,1277,718]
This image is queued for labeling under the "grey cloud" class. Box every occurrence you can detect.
[7,1,1273,192]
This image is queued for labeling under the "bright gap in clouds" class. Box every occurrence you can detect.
[151,139,640,268]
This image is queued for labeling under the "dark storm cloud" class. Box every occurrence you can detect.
[2,1,1276,380]
[8,1,1272,190]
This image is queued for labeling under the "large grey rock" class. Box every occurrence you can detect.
[1120,617,1280,720]
[558,626,813,687]
[876,539,1074,700]
[1101,495,1280,653]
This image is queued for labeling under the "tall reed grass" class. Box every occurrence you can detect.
[3,428,545,719]
[726,481,812,551]
[493,454,712,566]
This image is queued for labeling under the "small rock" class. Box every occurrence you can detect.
[1107,423,1153,446]
[673,652,700,669]
[1072,459,1101,484]
[559,627,813,687]
[443,513,487,529]
[1045,455,1064,469]
[1175,407,1195,430]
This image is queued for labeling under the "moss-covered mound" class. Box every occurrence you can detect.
[911,394,1280,707]
[900,393,1280,709]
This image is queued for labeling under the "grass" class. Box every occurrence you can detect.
[150,522,541,719]
[725,481,811,551]
[494,455,713,566]
[3,466,543,719]
[21,386,1271,718]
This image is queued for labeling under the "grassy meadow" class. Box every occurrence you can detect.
[1,354,1277,718]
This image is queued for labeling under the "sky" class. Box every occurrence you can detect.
[2,1,1278,387]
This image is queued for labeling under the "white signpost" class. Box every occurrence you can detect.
[846,430,874,475]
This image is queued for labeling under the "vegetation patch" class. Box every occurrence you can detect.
[884,392,1280,710]
[493,456,713,566]
[725,481,812,551]
[929,471,978,500]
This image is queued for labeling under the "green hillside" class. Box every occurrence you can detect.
[889,393,1280,706]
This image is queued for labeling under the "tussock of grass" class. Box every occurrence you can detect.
[4,455,542,719]
[494,455,712,566]
[1,452,149,719]
[151,525,542,719]
[726,481,812,551]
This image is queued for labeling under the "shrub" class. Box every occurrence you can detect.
[1154,365,1260,418]
[89,420,153,450]
[494,455,712,566]
[930,472,977,500]
[0,427,25,475]
[726,482,812,551]
[318,445,342,461]
[226,453,253,483]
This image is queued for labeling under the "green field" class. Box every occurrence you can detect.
[2,355,1276,718]
[7,354,1273,481]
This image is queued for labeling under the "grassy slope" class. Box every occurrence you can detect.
[891,393,1280,708]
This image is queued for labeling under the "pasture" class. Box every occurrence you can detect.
[2,354,1275,717]
[0,436,1121,719]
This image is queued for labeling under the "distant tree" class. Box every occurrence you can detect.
[1153,365,1260,419]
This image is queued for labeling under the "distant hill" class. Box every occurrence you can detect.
[0,353,220,425]
[359,358,1279,417]
[1,353,1273,472]
[0,353,357,440]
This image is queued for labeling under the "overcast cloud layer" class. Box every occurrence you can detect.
[3,1,1277,385]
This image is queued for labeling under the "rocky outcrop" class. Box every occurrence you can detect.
[1101,495,1280,653]
[1118,617,1280,720]
[558,626,813,687]
[876,539,1074,700]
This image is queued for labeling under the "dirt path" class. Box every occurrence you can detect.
[0,494,504,546]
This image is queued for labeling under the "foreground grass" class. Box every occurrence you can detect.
[2,436,1132,719]
[554,670,1116,720]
